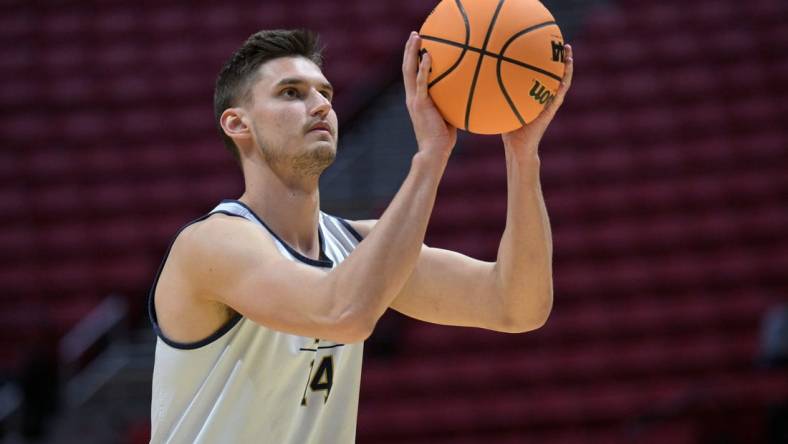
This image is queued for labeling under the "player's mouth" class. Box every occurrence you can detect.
[307,122,332,135]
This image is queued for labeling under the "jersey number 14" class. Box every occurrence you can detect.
[301,356,334,406]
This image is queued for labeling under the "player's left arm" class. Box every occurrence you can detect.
[347,45,574,333]
[339,223,521,331]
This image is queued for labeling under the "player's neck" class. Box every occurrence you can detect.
[239,166,322,262]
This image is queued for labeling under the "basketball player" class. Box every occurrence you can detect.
[148,29,573,443]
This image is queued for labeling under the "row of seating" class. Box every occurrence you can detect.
[583,0,784,37]
[2,128,782,198]
[365,329,758,398]
[358,369,787,442]
[5,119,781,197]
[0,1,423,39]
[3,81,782,147]
[438,168,783,215]
[397,290,773,356]
[4,244,782,329]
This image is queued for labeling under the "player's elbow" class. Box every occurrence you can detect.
[329,309,377,344]
[496,287,553,333]
[319,284,380,343]
[332,320,374,344]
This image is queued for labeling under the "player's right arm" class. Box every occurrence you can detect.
[174,149,442,345]
[170,32,452,344]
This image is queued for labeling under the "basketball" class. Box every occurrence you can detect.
[419,0,566,134]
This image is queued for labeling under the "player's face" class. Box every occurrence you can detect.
[246,56,338,176]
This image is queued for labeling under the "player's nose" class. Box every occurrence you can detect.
[309,90,331,118]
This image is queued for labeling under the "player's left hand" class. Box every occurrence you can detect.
[403,31,457,160]
[501,44,573,158]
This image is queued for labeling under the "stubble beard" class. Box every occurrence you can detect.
[255,127,336,179]
[291,144,336,177]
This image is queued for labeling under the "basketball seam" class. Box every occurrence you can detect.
[426,0,471,89]
[421,21,562,82]
[464,0,506,131]
[497,20,562,126]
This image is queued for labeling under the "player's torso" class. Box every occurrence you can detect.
[149,199,364,444]
[151,320,363,443]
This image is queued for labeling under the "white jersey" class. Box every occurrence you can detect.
[148,199,365,444]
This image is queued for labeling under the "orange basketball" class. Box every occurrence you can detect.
[419,0,566,134]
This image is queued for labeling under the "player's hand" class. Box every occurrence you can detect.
[502,44,574,159]
[403,31,457,160]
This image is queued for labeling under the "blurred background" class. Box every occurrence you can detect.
[1,0,787,442]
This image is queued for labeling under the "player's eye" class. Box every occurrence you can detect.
[281,87,301,98]
[320,90,333,101]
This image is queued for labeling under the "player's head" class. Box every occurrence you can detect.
[214,29,337,179]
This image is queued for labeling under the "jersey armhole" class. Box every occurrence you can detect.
[337,218,364,243]
[147,211,245,350]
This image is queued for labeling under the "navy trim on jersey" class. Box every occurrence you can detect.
[337,218,364,243]
[148,210,245,350]
[299,344,345,352]
[221,199,334,268]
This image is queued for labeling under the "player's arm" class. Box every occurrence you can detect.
[340,221,510,331]
[349,157,552,334]
[169,32,455,345]
[347,45,574,333]
[175,146,445,344]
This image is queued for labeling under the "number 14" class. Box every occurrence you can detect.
[300,356,334,406]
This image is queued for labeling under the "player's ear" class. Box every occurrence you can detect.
[220,107,252,146]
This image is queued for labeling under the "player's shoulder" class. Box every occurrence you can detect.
[173,212,278,270]
[177,211,249,244]
[181,211,254,240]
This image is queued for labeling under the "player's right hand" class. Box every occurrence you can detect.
[403,31,457,160]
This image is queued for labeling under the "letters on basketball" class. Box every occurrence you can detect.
[419,0,566,134]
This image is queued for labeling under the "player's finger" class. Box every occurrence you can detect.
[402,33,413,75]
[402,32,417,98]
[548,44,574,112]
[537,44,573,121]
[415,49,430,99]
[559,44,574,94]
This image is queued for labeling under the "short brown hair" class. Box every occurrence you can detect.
[213,29,324,163]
